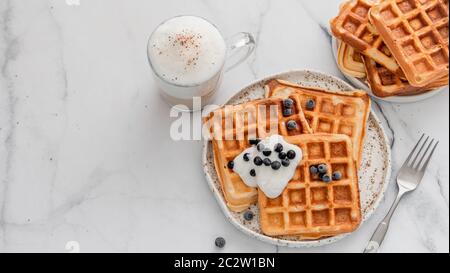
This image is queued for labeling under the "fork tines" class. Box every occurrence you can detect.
[403,134,439,172]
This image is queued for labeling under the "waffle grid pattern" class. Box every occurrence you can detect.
[269,84,369,164]
[259,135,361,237]
[207,99,312,211]
[370,0,449,86]
[331,0,404,75]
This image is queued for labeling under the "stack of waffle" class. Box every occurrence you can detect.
[331,0,449,97]
[205,79,371,239]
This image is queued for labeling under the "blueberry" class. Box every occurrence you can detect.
[332,171,342,180]
[253,156,263,166]
[281,159,290,167]
[250,169,256,177]
[287,150,296,159]
[310,165,318,175]
[274,143,283,153]
[278,152,287,160]
[283,108,293,117]
[318,164,328,174]
[262,148,272,157]
[271,161,281,170]
[257,143,265,152]
[215,237,226,248]
[283,98,294,108]
[322,174,331,183]
[249,139,261,145]
[263,158,272,166]
[227,161,234,169]
[286,120,298,131]
[306,99,316,110]
[243,210,254,221]
[243,153,250,162]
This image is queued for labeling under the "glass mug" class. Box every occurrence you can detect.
[147,15,255,111]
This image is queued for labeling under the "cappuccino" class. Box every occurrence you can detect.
[148,16,226,87]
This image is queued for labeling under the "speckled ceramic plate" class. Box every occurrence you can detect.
[202,70,392,248]
[331,37,446,103]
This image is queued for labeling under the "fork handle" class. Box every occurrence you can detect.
[363,189,406,253]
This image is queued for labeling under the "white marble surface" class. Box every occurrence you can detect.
[0,0,448,253]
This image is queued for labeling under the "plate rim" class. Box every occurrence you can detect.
[202,69,392,248]
[331,37,446,103]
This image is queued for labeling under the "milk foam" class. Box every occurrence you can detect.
[148,16,227,86]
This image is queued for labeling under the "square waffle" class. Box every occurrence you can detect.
[330,0,405,77]
[364,54,449,96]
[205,98,313,212]
[370,0,449,86]
[265,79,371,165]
[338,41,367,78]
[259,134,361,239]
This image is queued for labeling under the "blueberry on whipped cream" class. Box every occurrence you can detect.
[232,135,303,199]
[274,143,283,153]
[227,160,234,169]
[249,139,260,145]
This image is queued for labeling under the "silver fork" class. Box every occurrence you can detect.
[363,134,439,253]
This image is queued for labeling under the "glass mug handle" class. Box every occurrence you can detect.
[224,32,256,72]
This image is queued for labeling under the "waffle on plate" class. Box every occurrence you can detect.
[205,98,313,212]
[259,134,361,239]
[265,79,371,165]
[330,0,405,76]
[369,0,449,87]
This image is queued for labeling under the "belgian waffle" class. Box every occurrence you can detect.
[330,0,405,76]
[265,79,371,165]
[364,55,449,96]
[369,0,449,87]
[337,41,367,78]
[205,98,313,212]
[259,134,361,239]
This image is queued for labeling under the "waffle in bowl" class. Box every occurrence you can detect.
[205,98,313,212]
[338,41,367,78]
[363,55,449,97]
[265,79,370,165]
[369,0,449,87]
[259,134,361,239]
[330,0,405,77]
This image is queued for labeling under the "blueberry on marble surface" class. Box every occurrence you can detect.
[253,156,263,166]
[215,237,226,248]
[287,150,296,159]
[286,120,298,131]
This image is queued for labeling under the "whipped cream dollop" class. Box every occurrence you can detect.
[233,135,303,198]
